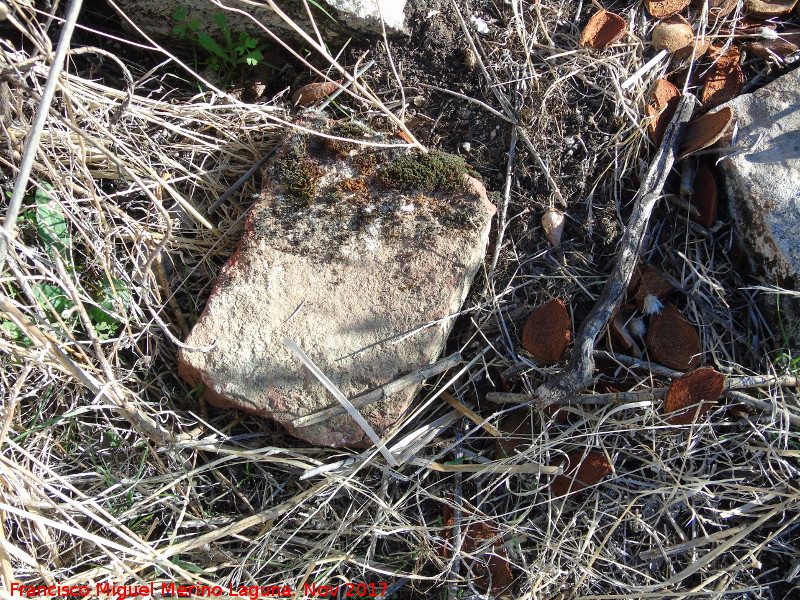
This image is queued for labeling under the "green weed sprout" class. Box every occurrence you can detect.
[0,184,129,344]
[172,6,270,83]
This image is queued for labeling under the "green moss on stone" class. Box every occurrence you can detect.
[378,149,472,194]
[272,144,322,207]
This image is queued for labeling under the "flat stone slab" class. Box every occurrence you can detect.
[178,118,495,447]
[114,0,407,47]
[717,69,800,342]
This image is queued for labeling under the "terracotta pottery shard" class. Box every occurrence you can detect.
[646,302,702,371]
[646,79,682,145]
[652,15,695,54]
[702,63,744,107]
[652,78,681,108]
[647,0,691,19]
[291,80,342,105]
[521,299,571,362]
[550,450,612,497]
[749,37,800,60]
[692,0,739,18]
[690,160,718,227]
[580,10,628,50]
[440,506,515,595]
[611,304,638,355]
[708,43,741,67]
[634,266,675,311]
[664,366,726,424]
[678,106,734,160]
[722,17,775,36]
[745,0,799,18]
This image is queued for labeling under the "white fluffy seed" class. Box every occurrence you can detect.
[760,27,779,40]
[629,318,646,337]
[642,294,664,315]
[471,15,489,34]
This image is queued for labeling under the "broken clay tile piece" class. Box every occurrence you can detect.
[634,266,675,311]
[647,0,691,18]
[611,307,637,354]
[745,0,799,17]
[627,265,644,303]
[291,80,342,105]
[721,17,774,36]
[652,78,681,108]
[521,299,571,362]
[708,43,741,67]
[702,63,744,108]
[678,106,734,160]
[550,450,612,497]
[580,10,628,50]
[692,0,739,18]
[652,15,695,54]
[646,302,702,371]
[749,37,800,60]
[690,160,718,227]
[441,506,515,595]
[645,80,682,145]
[664,366,726,424]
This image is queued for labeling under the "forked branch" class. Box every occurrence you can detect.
[536,95,697,404]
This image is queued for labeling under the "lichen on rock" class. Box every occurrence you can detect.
[178,116,496,447]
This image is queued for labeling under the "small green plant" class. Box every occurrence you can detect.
[172,6,270,82]
[0,184,130,344]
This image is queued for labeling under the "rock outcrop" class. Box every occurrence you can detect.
[114,0,407,47]
[717,68,800,345]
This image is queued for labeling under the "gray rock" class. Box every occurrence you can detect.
[178,117,495,447]
[115,0,407,48]
[718,69,800,345]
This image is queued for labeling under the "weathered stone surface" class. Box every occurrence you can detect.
[178,118,495,447]
[717,69,800,343]
[116,0,407,47]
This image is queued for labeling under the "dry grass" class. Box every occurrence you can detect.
[1,1,799,599]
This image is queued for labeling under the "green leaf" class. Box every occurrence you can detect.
[172,24,187,38]
[32,283,74,316]
[188,19,200,32]
[214,12,232,48]
[1,320,27,343]
[172,6,188,21]
[213,11,228,30]
[35,186,71,261]
[308,0,338,24]
[239,31,258,50]
[197,32,229,62]
[245,50,263,66]
[86,277,130,339]
[169,557,207,574]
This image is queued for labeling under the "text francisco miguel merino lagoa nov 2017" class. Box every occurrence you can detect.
[10,582,390,598]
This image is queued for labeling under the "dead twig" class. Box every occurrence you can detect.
[535,95,697,405]
[291,352,462,427]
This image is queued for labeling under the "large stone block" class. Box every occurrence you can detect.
[114,0,407,46]
[178,118,495,447]
[718,69,800,345]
